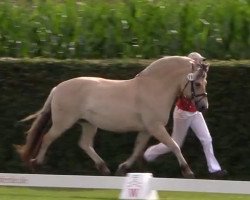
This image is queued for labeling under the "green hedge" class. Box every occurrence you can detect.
[0,58,250,180]
[0,0,249,59]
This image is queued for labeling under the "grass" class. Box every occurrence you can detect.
[0,0,249,59]
[1,186,250,200]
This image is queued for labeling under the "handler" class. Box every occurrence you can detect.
[143,52,227,179]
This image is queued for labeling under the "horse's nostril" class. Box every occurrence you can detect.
[199,106,207,112]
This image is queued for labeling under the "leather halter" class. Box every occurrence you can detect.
[181,63,208,106]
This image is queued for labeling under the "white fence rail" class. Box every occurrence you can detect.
[0,173,250,195]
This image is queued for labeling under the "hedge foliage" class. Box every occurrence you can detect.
[0,58,250,180]
[0,0,249,59]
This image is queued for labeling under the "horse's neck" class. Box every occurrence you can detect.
[137,57,190,105]
[140,57,190,79]
[140,67,187,92]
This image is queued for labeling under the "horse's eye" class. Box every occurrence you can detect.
[195,82,201,87]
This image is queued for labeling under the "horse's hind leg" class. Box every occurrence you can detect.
[32,117,76,166]
[33,126,62,165]
[78,122,110,175]
[116,131,151,176]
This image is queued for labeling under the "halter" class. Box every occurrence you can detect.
[181,63,208,106]
[191,80,207,98]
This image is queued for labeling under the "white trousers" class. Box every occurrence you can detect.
[144,107,221,173]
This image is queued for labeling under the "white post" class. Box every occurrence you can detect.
[119,173,159,200]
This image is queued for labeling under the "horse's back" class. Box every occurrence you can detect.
[51,77,143,132]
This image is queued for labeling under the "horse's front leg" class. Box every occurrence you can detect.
[79,122,110,176]
[147,123,194,178]
[116,131,151,176]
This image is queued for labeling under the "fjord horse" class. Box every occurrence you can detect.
[15,56,209,178]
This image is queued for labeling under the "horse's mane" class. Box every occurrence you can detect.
[138,56,192,77]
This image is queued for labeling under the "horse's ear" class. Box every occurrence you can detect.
[191,68,204,80]
[188,60,208,81]
[201,63,209,72]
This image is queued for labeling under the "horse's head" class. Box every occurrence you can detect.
[181,62,209,112]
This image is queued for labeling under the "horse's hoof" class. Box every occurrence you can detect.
[183,172,195,179]
[115,164,128,176]
[29,158,39,172]
[96,163,111,176]
[181,164,195,179]
[101,167,111,176]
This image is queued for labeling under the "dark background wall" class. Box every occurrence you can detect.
[0,59,249,180]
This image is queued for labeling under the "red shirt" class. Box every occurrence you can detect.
[176,96,197,112]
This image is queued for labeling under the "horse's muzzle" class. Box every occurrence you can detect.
[197,105,208,112]
[195,99,208,112]
[196,102,208,112]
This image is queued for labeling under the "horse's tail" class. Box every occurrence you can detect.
[14,87,56,165]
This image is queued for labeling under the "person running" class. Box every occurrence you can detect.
[143,52,227,179]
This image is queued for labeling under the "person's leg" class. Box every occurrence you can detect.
[144,108,191,162]
[190,112,221,173]
[143,142,170,161]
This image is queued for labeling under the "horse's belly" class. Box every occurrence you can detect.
[83,106,143,132]
[89,117,143,132]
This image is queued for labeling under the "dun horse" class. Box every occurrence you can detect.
[15,56,209,178]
